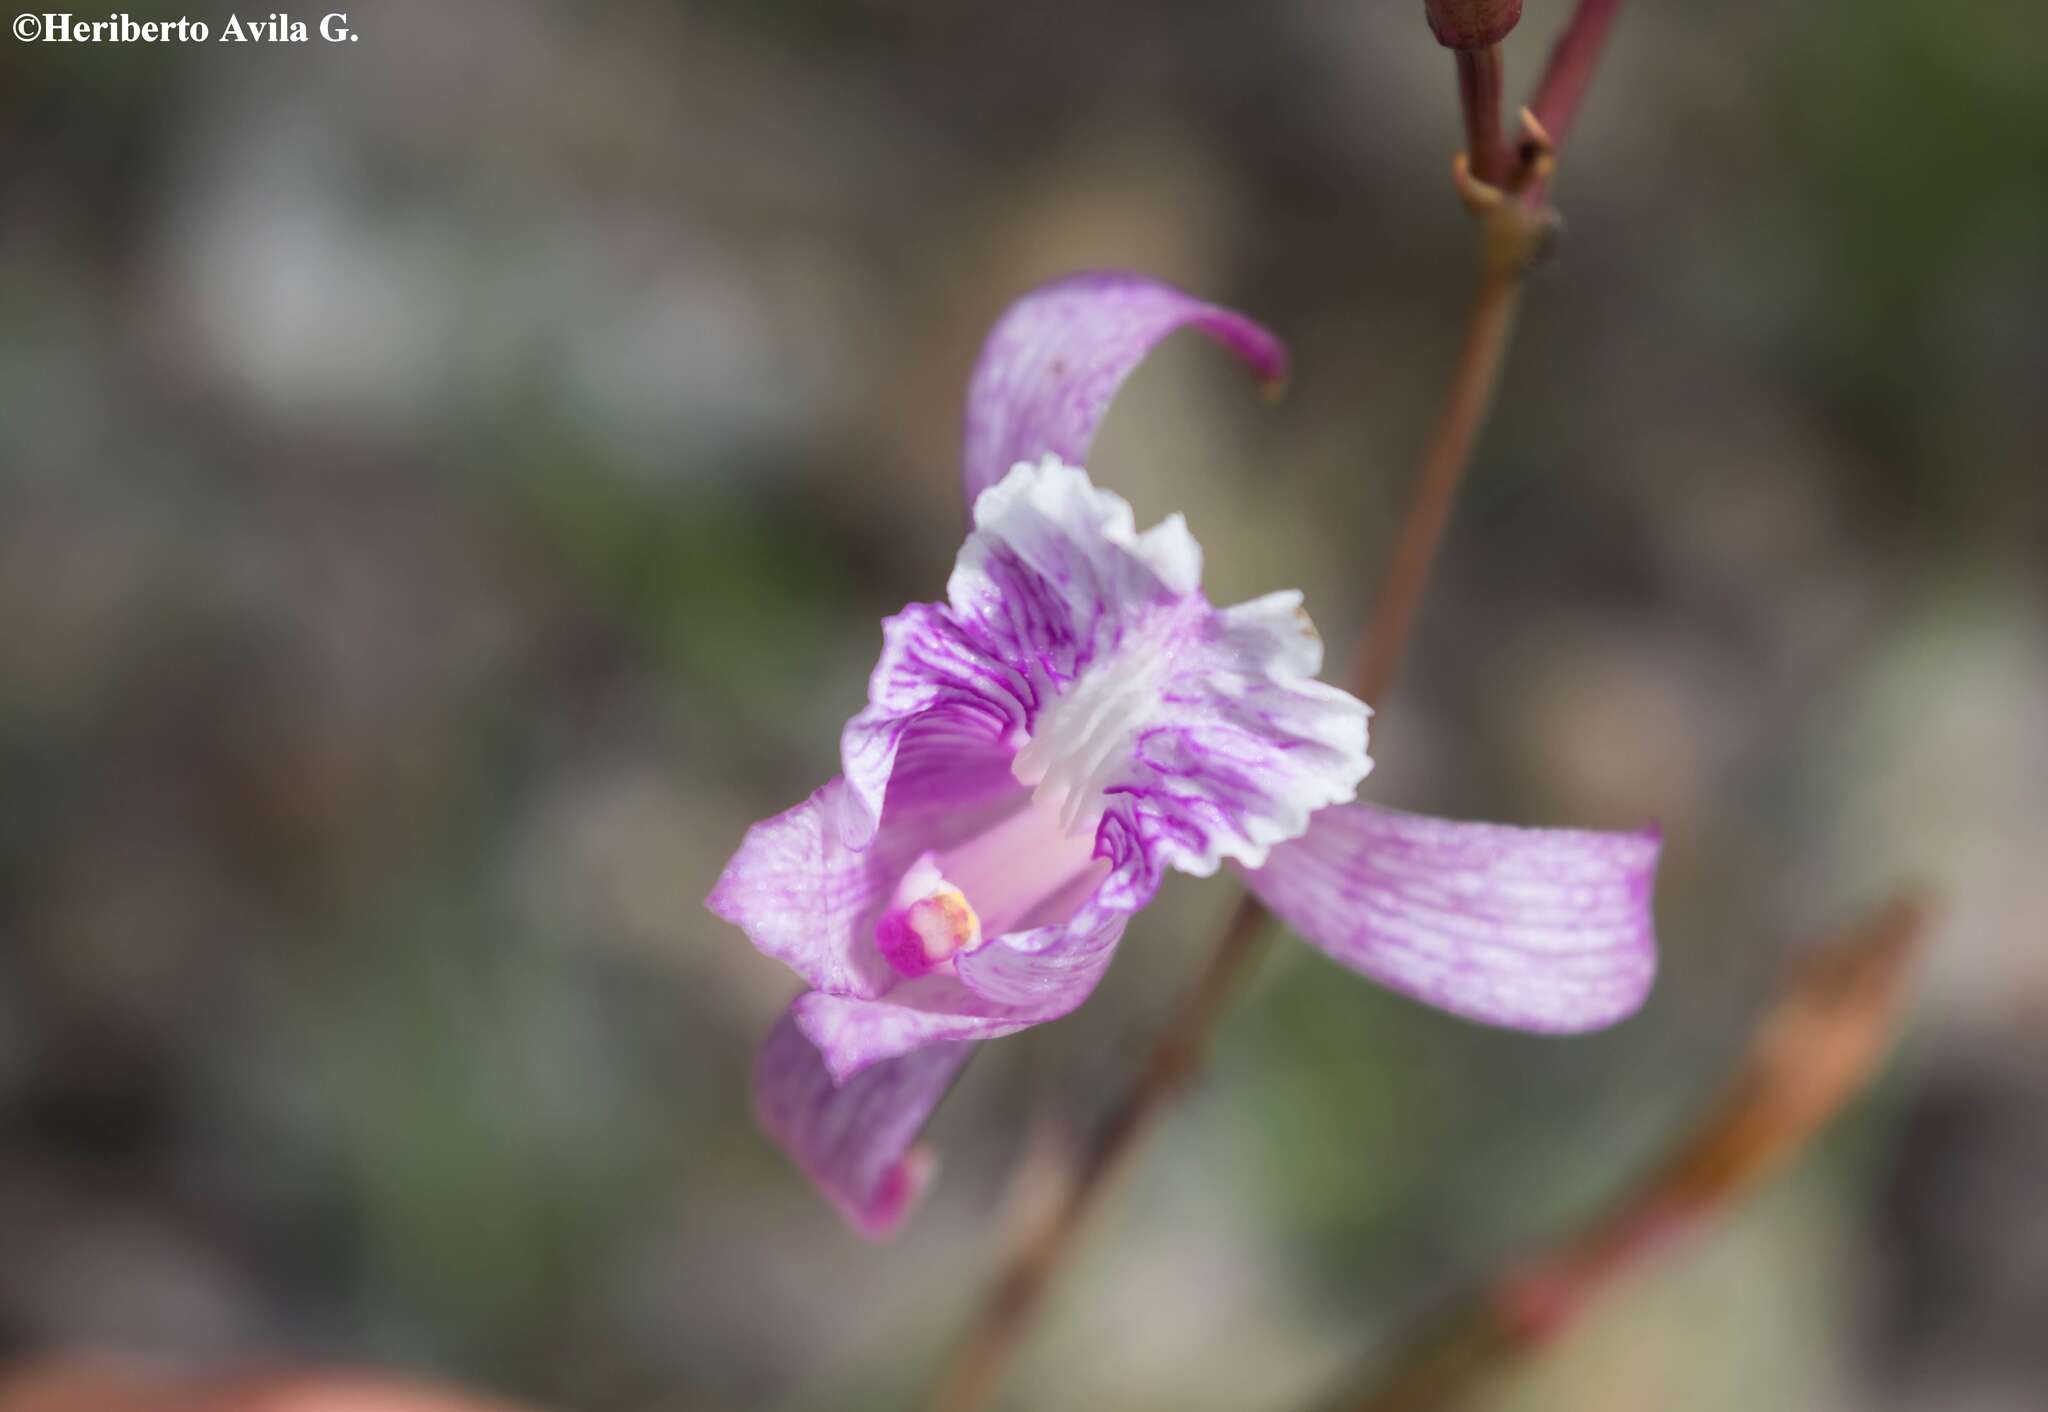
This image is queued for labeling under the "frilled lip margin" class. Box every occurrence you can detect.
[708,271,1661,1236]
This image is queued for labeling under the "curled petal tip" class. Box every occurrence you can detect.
[851,1144,940,1241]
[961,272,1288,511]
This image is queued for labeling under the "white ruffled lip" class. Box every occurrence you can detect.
[1009,607,1180,834]
[947,457,1373,878]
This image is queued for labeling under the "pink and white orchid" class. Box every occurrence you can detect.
[709,273,1660,1236]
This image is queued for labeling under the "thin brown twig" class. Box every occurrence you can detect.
[1325,894,1927,1412]
[926,5,1636,1407]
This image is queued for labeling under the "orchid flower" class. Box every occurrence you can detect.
[709,273,1661,1236]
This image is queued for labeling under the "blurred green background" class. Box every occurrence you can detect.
[3,1,2045,1408]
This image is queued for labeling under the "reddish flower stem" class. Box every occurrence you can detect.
[1455,45,1510,187]
[925,5,1635,1408]
[1526,0,1629,202]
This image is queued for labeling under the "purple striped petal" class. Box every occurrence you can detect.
[706,778,906,1000]
[963,461,1373,876]
[795,901,1130,1081]
[839,603,1026,848]
[843,459,1371,878]
[709,773,1033,999]
[961,272,1288,513]
[1092,586,1374,878]
[755,1004,971,1239]
[725,461,1368,1153]
[1241,803,1661,1033]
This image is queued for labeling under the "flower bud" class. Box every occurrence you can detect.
[1425,0,1522,48]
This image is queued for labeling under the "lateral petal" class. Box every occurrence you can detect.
[1242,803,1660,1033]
[708,774,1022,998]
[706,778,903,999]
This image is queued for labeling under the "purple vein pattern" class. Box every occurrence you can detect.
[1241,804,1660,1033]
[715,453,1372,1094]
[754,1008,972,1237]
[707,272,1661,1236]
[960,271,1288,514]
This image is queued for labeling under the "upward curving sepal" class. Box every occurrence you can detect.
[961,272,1288,514]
